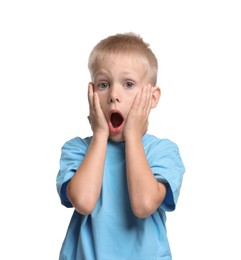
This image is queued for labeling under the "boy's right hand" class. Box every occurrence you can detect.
[88,83,109,139]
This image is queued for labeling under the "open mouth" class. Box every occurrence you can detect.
[110,113,124,128]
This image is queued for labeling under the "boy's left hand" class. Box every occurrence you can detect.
[123,84,153,140]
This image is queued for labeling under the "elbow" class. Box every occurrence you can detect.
[67,185,97,215]
[131,183,167,218]
[76,204,95,216]
[132,209,150,219]
[131,199,157,219]
[70,196,97,215]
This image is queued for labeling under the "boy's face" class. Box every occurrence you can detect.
[92,53,156,142]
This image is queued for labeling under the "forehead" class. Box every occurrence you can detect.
[93,53,150,76]
[94,54,149,82]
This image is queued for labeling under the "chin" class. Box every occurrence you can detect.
[109,134,124,143]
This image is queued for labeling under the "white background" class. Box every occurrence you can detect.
[0,0,240,259]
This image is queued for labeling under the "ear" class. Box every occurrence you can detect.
[151,86,161,109]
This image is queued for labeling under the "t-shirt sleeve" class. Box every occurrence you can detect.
[56,137,88,208]
[148,139,185,212]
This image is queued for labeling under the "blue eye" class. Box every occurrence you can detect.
[98,82,109,89]
[124,82,134,88]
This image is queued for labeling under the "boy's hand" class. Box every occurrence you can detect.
[123,84,153,141]
[88,83,109,139]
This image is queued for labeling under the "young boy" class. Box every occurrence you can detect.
[56,32,185,259]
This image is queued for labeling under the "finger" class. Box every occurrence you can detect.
[147,84,153,112]
[141,84,151,113]
[88,82,94,109]
[143,84,150,110]
[93,91,101,112]
[132,90,141,110]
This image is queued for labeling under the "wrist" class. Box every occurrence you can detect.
[124,132,143,143]
[92,131,109,142]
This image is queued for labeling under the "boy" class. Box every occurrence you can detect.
[57,32,185,259]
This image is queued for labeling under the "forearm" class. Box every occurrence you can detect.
[125,136,166,218]
[67,133,107,215]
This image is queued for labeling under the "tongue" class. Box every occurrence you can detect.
[111,113,123,128]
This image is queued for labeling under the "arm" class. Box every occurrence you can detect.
[67,133,107,215]
[67,84,109,215]
[125,136,166,218]
[124,85,166,218]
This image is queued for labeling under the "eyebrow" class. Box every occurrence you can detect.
[93,70,109,79]
[93,70,139,80]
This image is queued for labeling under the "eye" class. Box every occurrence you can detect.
[98,82,109,89]
[124,81,134,89]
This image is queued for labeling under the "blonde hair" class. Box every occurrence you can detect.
[88,32,158,85]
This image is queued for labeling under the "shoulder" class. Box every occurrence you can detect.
[62,136,92,150]
[143,133,179,151]
[143,134,184,167]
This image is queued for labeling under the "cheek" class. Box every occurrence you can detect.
[128,89,140,103]
[124,95,137,111]
[98,97,106,110]
[97,95,109,116]
[96,91,107,103]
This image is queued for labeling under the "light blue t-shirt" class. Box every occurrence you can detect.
[56,134,185,260]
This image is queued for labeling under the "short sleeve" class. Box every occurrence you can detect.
[56,137,90,207]
[147,138,185,212]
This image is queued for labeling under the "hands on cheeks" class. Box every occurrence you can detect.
[123,84,154,141]
[87,83,109,139]
[88,83,156,141]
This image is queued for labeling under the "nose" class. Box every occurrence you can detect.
[109,87,120,103]
[109,96,120,103]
